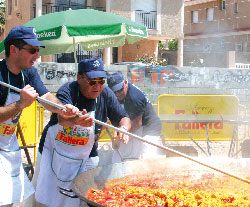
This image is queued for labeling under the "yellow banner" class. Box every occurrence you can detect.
[158,95,239,141]
[17,101,38,146]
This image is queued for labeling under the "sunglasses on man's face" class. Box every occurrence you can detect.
[82,76,105,86]
[115,85,124,94]
[21,47,39,54]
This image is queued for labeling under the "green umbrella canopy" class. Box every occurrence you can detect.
[0,9,148,56]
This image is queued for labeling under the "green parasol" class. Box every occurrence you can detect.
[0,9,147,62]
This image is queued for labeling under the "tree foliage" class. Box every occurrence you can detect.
[0,1,6,26]
[168,39,178,50]
[158,42,166,50]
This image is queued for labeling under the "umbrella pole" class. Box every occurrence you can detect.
[1,81,250,185]
[73,37,78,71]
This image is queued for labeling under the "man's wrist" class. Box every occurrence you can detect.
[16,100,25,111]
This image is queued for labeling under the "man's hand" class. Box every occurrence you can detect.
[112,126,129,149]
[60,104,80,117]
[58,104,80,127]
[17,85,38,110]
[74,109,94,127]
[58,108,94,127]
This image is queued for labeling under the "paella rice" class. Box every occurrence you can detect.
[86,172,250,207]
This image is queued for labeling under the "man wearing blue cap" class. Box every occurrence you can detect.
[35,57,131,207]
[0,25,79,207]
[107,72,162,163]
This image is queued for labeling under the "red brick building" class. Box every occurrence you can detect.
[184,0,250,67]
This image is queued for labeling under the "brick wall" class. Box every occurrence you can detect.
[121,39,158,62]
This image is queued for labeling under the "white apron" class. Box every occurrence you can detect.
[35,111,95,207]
[112,128,161,163]
[0,73,34,205]
[112,127,143,163]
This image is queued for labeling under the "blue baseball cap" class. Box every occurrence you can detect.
[107,72,124,92]
[78,57,106,79]
[5,25,45,48]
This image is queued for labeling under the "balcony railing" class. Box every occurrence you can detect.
[135,10,156,30]
[32,4,105,18]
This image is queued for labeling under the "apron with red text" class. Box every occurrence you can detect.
[35,111,95,207]
[0,72,34,205]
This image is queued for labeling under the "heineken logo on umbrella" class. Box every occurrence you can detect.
[36,28,62,41]
[86,38,121,50]
[128,26,145,35]
[88,39,115,48]
[37,31,57,39]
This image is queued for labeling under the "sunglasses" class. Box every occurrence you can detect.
[82,76,105,86]
[21,47,39,54]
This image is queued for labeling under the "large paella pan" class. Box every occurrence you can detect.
[61,157,250,206]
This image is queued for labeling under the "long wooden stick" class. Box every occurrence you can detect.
[17,122,35,176]
[1,80,250,184]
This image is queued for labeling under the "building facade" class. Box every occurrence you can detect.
[1,0,184,65]
[184,0,250,67]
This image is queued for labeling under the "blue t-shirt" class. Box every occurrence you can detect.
[122,83,161,136]
[0,59,49,106]
[39,81,128,156]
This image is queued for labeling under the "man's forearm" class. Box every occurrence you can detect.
[40,92,64,114]
[130,115,142,133]
[119,117,131,131]
[0,101,23,124]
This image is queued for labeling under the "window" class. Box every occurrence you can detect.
[243,42,248,52]
[192,11,198,23]
[234,3,238,13]
[7,0,12,15]
[220,0,226,10]
[15,0,17,6]
[207,8,214,22]
[220,38,225,49]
